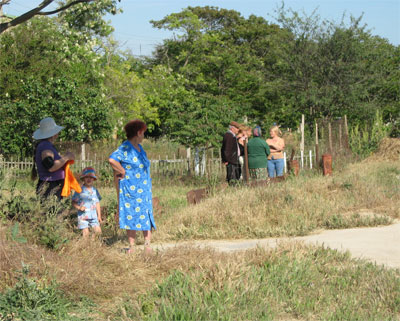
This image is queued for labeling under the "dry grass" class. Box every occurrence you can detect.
[366,137,400,162]
[0,228,237,313]
[1,226,399,320]
[153,160,400,241]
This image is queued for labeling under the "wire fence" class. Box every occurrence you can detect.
[1,114,350,181]
[0,149,318,182]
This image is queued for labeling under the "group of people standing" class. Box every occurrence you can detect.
[30,116,284,251]
[221,121,285,184]
[32,117,155,254]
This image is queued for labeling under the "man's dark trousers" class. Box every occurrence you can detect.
[226,163,241,184]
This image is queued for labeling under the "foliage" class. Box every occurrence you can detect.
[0,17,112,157]
[104,62,159,136]
[32,209,71,250]
[151,7,287,136]
[0,176,72,250]
[0,265,77,321]
[9,223,27,244]
[0,180,34,221]
[0,0,106,34]
[150,5,399,143]
[58,0,122,38]
[349,110,392,158]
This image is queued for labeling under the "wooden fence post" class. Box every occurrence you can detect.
[186,148,191,174]
[315,122,319,168]
[344,115,349,149]
[328,122,333,154]
[300,114,305,154]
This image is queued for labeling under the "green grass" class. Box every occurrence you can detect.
[0,265,96,321]
[111,245,400,321]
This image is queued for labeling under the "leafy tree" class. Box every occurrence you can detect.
[272,5,399,132]
[151,6,289,144]
[151,5,399,139]
[104,62,159,136]
[0,17,111,157]
[58,0,122,37]
[0,0,120,34]
[0,76,111,157]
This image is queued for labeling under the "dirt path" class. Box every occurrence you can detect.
[153,221,400,269]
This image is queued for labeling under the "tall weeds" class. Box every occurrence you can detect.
[349,110,391,158]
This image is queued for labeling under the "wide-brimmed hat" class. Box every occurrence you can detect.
[80,167,97,180]
[33,117,64,140]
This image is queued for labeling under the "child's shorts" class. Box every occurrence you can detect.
[78,216,100,229]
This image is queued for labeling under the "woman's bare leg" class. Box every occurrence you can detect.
[143,230,152,253]
[127,230,136,249]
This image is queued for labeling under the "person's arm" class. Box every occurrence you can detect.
[41,149,74,172]
[72,199,86,212]
[273,138,285,151]
[223,134,234,164]
[108,158,125,178]
[96,202,102,223]
[264,141,271,156]
[267,139,285,152]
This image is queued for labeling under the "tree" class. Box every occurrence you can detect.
[151,6,290,133]
[0,77,111,156]
[0,16,111,157]
[273,5,399,132]
[0,0,112,34]
[104,63,159,136]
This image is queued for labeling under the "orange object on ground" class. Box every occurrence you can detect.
[322,154,333,176]
[289,160,300,176]
[61,160,82,197]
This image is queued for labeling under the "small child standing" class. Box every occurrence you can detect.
[72,167,102,237]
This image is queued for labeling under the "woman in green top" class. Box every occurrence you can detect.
[247,126,270,180]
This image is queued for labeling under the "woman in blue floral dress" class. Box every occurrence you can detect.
[109,120,156,253]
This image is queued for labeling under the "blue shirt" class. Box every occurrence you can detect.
[72,185,101,221]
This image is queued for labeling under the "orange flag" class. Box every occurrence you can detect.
[61,160,82,197]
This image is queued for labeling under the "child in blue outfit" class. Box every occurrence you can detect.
[72,167,102,237]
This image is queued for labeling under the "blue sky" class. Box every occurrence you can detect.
[4,0,400,56]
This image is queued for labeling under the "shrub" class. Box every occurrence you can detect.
[0,265,74,321]
[0,176,73,250]
[349,110,391,158]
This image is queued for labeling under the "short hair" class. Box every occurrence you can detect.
[124,119,147,139]
[270,125,282,137]
[253,126,262,137]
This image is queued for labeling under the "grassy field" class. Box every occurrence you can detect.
[0,157,399,320]
[1,237,399,320]
[150,160,399,242]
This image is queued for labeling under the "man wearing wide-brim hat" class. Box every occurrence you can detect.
[221,121,242,184]
[32,117,75,200]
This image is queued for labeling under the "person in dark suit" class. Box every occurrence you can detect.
[221,121,241,184]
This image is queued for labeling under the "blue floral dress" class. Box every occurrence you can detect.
[109,141,156,231]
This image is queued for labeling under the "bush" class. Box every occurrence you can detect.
[0,265,74,321]
[0,176,73,250]
[349,110,391,158]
